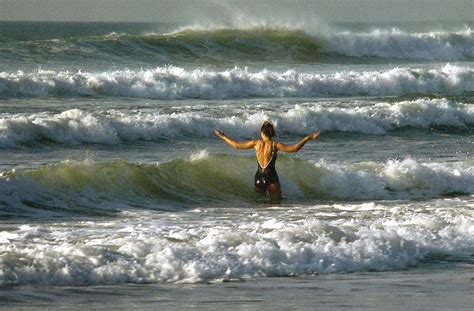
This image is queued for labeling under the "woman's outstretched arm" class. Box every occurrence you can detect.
[276,131,320,153]
[214,130,257,149]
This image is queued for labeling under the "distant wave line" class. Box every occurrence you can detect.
[1,26,472,63]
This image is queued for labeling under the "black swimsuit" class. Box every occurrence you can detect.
[254,141,279,193]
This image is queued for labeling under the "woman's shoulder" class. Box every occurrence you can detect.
[272,140,279,150]
[255,140,279,149]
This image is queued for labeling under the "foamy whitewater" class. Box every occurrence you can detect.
[0,20,473,308]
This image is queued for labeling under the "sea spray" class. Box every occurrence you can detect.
[2,26,472,64]
[325,26,474,60]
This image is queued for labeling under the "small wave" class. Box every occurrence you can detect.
[1,157,472,218]
[0,64,472,99]
[0,98,472,147]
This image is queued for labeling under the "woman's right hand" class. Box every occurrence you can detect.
[214,130,225,138]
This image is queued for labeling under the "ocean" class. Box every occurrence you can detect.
[0,20,473,309]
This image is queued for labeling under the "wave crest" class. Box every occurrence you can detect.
[2,26,473,65]
[1,157,472,218]
[0,64,472,99]
[327,26,473,61]
[1,98,473,148]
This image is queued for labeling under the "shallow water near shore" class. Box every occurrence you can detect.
[2,263,473,310]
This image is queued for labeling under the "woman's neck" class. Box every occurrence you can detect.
[261,134,272,142]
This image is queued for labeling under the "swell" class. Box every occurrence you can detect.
[0,64,472,99]
[2,26,473,63]
[1,98,472,148]
[1,156,473,218]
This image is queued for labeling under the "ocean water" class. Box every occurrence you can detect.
[0,20,473,309]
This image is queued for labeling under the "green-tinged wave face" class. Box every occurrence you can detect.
[3,22,473,67]
[157,28,322,62]
[0,156,261,218]
[4,27,324,64]
[28,156,259,203]
[1,155,473,219]
[0,155,325,218]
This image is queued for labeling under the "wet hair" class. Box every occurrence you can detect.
[260,121,276,138]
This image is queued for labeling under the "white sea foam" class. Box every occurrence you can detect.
[294,158,474,200]
[0,200,472,286]
[0,98,472,147]
[326,27,474,61]
[189,149,210,161]
[279,98,474,134]
[0,64,472,99]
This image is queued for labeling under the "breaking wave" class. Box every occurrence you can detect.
[0,98,472,147]
[2,26,473,64]
[1,156,472,218]
[0,64,472,99]
[326,26,473,61]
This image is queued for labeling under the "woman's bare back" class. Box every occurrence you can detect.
[255,140,275,168]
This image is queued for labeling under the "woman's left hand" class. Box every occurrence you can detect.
[308,131,320,140]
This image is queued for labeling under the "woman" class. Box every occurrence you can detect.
[214,121,320,203]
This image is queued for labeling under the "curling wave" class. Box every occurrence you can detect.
[0,156,472,218]
[0,64,472,99]
[2,26,473,64]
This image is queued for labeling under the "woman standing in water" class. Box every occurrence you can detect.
[214,121,320,203]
